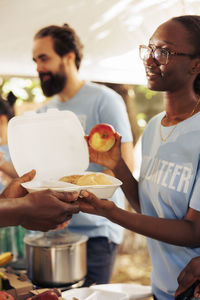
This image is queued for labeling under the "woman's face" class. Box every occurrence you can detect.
[143,19,198,92]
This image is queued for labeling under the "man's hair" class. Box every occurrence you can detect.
[34,24,84,70]
[172,15,200,95]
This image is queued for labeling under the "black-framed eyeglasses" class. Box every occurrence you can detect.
[139,44,198,65]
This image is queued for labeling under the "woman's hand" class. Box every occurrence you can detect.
[1,169,36,198]
[175,257,200,299]
[79,190,116,218]
[85,133,122,170]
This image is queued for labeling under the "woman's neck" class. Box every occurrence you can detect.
[162,92,200,126]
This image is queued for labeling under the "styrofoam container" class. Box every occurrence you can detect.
[62,287,128,300]
[91,283,152,299]
[62,287,94,300]
[7,109,122,198]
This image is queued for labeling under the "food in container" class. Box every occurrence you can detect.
[60,173,113,186]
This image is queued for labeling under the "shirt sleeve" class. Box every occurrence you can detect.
[189,163,200,211]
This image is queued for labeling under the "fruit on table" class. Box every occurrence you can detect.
[0,291,14,300]
[27,290,59,300]
[0,252,13,267]
[88,123,116,152]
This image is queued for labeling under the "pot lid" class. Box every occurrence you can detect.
[24,231,88,247]
[7,109,89,181]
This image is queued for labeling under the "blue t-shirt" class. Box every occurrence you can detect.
[139,111,200,299]
[0,144,11,192]
[38,82,133,244]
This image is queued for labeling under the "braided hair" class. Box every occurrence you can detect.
[34,24,84,70]
[172,15,200,95]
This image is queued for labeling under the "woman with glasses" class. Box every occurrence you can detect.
[78,15,200,300]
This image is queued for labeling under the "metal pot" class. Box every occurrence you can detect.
[24,231,88,287]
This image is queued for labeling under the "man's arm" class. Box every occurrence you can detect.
[0,151,18,178]
[0,170,80,231]
[0,160,18,178]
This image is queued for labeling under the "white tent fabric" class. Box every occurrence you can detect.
[1,0,200,84]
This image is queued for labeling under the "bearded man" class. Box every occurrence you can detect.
[32,23,134,285]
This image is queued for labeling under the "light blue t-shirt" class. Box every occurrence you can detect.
[38,82,133,244]
[0,144,11,192]
[139,111,200,299]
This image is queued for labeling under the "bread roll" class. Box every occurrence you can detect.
[59,173,113,186]
[59,174,82,184]
[77,173,113,186]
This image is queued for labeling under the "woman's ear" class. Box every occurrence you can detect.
[190,58,200,74]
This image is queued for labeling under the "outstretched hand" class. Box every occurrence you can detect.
[2,169,36,198]
[79,190,115,218]
[20,189,80,231]
[85,133,122,170]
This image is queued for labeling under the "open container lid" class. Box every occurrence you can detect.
[8,109,122,198]
[7,109,89,181]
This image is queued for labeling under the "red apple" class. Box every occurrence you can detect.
[88,123,116,152]
[26,290,59,300]
[0,292,14,300]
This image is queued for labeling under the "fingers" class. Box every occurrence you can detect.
[55,220,70,230]
[176,277,194,296]
[194,284,200,298]
[47,190,80,213]
[177,269,186,284]
[18,169,36,183]
[51,190,79,202]
[176,267,197,298]
[78,190,102,214]
[63,191,79,202]
[115,133,122,145]
[80,190,98,202]
[65,203,80,214]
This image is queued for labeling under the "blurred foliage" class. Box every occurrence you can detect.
[132,85,164,124]
[0,77,164,136]
[97,82,164,138]
[0,76,44,104]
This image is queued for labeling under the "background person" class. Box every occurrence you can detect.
[78,15,200,299]
[0,93,23,260]
[0,92,18,190]
[32,23,134,285]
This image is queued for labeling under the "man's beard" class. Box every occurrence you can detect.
[39,67,67,97]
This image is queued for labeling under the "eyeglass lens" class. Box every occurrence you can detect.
[140,46,168,64]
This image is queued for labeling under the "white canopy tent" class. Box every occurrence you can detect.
[1,0,200,85]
